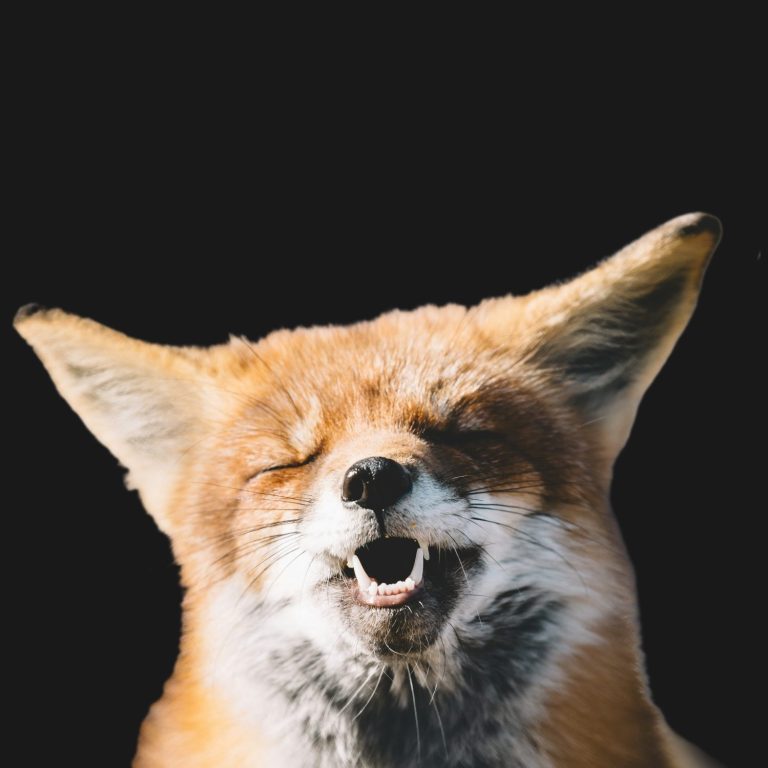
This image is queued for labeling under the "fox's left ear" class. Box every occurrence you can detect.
[486,213,722,464]
[14,308,232,533]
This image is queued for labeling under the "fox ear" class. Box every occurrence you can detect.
[504,213,721,464]
[14,307,223,532]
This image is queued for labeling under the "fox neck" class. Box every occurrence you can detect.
[141,578,673,768]
[235,587,563,768]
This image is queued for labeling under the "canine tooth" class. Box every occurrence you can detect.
[417,538,430,560]
[352,555,371,591]
[409,548,424,585]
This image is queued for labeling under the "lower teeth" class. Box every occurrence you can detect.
[366,577,416,596]
[352,548,425,597]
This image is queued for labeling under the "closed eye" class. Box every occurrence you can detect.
[254,453,319,477]
[422,428,505,446]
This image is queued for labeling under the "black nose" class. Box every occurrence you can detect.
[342,457,412,510]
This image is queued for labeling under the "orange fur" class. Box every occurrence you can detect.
[16,213,722,767]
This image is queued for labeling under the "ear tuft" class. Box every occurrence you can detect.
[674,212,722,241]
[14,303,48,324]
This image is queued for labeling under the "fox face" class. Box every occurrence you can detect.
[212,311,585,663]
[16,214,721,768]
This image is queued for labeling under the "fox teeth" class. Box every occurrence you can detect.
[346,554,355,569]
[351,548,424,595]
[352,555,371,591]
[409,547,424,584]
[417,538,430,560]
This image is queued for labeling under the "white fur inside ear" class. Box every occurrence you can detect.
[15,309,216,526]
[522,214,721,463]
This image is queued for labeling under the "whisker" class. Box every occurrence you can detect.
[431,690,448,757]
[467,502,540,515]
[446,535,470,588]
[262,549,308,603]
[243,543,302,586]
[190,520,302,561]
[208,519,303,541]
[352,665,386,722]
[235,336,304,423]
[190,481,312,506]
[338,666,380,716]
[468,515,518,531]
[210,532,301,571]
[301,553,318,598]
[465,483,547,496]
[447,522,510,575]
[406,664,421,763]
[467,503,619,554]
[382,641,409,658]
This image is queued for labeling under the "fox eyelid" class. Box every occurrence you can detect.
[255,452,319,477]
[422,428,504,445]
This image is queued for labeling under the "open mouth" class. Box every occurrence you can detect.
[334,537,482,653]
[345,538,427,607]
[341,537,481,611]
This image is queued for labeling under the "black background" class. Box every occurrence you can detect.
[5,48,764,768]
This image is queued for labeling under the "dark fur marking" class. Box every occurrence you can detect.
[538,269,689,411]
[260,591,561,767]
[14,303,46,322]
[678,214,721,239]
[65,362,101,380]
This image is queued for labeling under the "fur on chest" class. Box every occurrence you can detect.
[208,586,564,768]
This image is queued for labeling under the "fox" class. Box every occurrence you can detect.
[15,213,722,768]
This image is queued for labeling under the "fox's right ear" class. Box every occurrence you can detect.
[476,213,722,469]
[526,213,721,464]
[14,306,231,533]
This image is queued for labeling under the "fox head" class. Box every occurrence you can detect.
[15,214,721,767]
